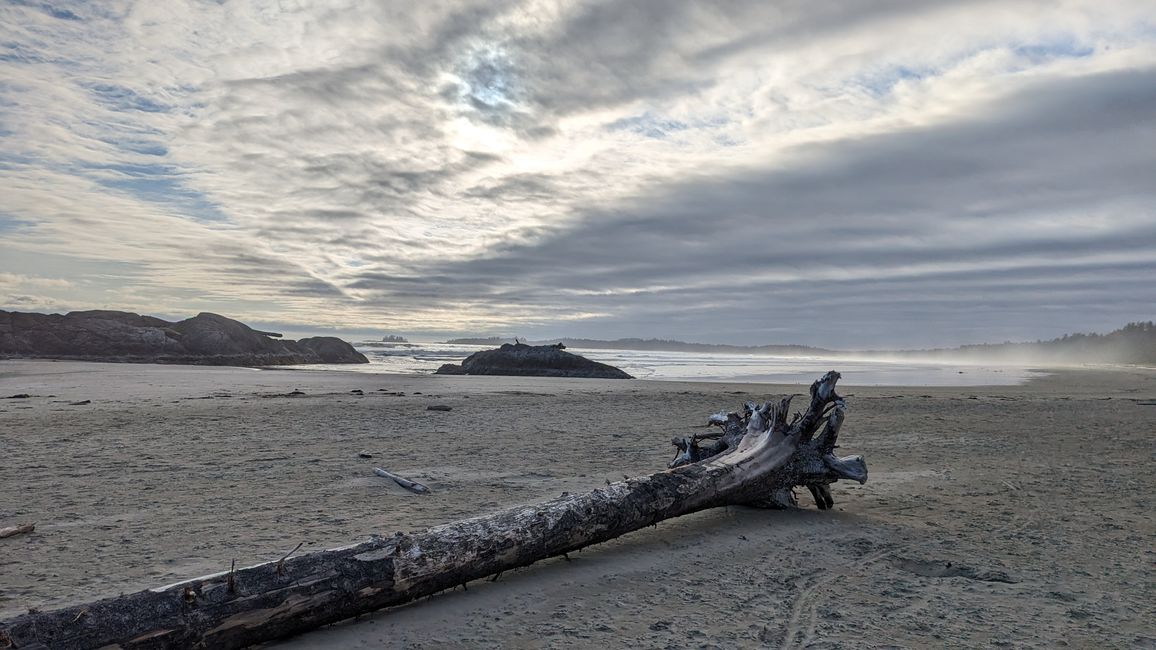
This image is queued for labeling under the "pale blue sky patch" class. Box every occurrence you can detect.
[0,213,35,232]
[608,112,690,139]
[83,82,171,114]
[0,153,38,169]
[6,0,81,22]
[463,53,515,108]
[713,133,741,147]
[0,40,48,64]
[1012,39,1096,64]
[89,163,229,224]
[855,65,928,98]
[120,142,169,157]
[608,110,735,145]
[450,43,531,129]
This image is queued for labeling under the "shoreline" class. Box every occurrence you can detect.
[2,360,1153,647]
[2,354,1071,388]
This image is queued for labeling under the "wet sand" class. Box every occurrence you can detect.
[1,360,1154,648]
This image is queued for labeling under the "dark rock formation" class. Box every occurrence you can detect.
[435,342,632,379]
[0,310,368,366]
[294,336,368,364]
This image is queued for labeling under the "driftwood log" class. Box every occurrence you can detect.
[0,523,35,539]
[0,371,866,649]
[373,467,431,494]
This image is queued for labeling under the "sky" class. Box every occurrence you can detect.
[1,0,1154,348]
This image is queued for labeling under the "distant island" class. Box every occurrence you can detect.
[358,334,415,348]
[446,322,1156,366]
[0,310,368,366]
[445,336,829,356]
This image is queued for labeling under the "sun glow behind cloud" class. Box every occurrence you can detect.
[1,0,1154,345]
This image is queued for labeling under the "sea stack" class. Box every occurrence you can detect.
[436,342,632,379]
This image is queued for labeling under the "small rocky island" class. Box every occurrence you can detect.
[0,310,368,366]
[436,342,632,379]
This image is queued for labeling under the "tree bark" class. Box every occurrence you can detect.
[0,371,866,650]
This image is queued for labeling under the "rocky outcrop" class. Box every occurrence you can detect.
[435,342,632,379]
[0,310,368,366]
[294,336,369,364]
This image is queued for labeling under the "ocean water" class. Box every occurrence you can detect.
[293,341,1043,386]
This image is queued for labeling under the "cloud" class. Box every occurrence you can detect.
[0,0,1154,344]
[0,273,74,290]
[348,62,1156,344]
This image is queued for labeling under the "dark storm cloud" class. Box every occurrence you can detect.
[350,65,1156,344]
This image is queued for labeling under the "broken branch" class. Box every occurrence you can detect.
[373,467,431,494]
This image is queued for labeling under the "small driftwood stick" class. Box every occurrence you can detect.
[373,467,430,494]
[0,523,35,539]
[275,543,304,576]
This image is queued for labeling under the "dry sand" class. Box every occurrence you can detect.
[1,359,1154,648]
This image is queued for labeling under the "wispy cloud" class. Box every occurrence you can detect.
[1,0,1154,344]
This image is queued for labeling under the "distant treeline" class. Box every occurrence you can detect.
[899,321,1156,365]
[447,322,1156,365]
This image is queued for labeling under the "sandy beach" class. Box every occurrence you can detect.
[1,360,1154,648]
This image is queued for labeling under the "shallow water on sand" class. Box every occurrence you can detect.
[296,342,1044,386]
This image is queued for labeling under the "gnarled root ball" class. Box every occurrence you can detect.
[670,370,867,510]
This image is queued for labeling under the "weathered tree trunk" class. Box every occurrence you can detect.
[0,371,866,650]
